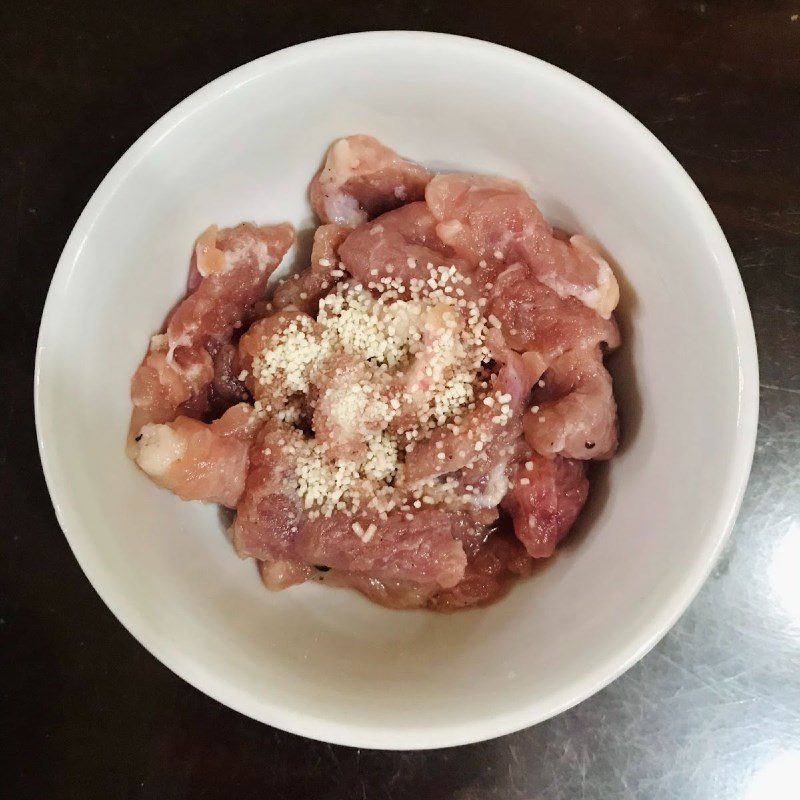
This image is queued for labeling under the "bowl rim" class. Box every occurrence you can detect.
[34,30,759,750]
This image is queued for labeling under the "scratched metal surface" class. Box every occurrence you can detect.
[2,1,798,798]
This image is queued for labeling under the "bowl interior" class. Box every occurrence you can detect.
[36,33,757,749]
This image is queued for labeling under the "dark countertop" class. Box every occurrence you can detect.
[2,2,798,798]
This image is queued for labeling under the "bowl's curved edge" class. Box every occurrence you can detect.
[34,30,759,750]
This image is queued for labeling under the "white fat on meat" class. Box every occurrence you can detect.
[436,219,464,240]
[569,236,620,320]
[195,225,277,277]
[318,138,369,228]
[471,462,510,509]
[194,225,229,277]
[134,423,187,477]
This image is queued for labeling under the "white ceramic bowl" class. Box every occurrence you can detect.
[35,32,758,750]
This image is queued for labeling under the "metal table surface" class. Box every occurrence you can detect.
[2,2,798,798]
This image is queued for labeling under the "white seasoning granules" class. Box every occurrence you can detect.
[249,263,501,521]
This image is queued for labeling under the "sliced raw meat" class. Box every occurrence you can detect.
[310,354,391,461]
[319,571,439,610]
[237,309,325,409]
[309,135,432,228]
[426,174,619,318]
[242,506,466,587]
[489,263,620,370]
[168,223,296,354]
[428,531,535,611]
[426,174,525,258]
[502,453,589,557]
[132,403,260,507]
[129,346,215,439]
[455,429,527,516]
[402,406,489,484]
[524,345,618,460]
[230,423,303,551]
[128,138,626,613]
[272,224,350,314]
[320,528,533,611]
[232,425,468,588]
[129,222,294,437]
[338,201,469,288]
[387,300,480,431]
[209,342,249,413]
[403,355,534,484]
[238,309,319,365]
[258,559,314,591]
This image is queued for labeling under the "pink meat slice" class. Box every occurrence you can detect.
[272,223,351,314]
[299,511,467,588]
[489,263,620,373]
[231,425,468,588]
[524,345,618,460]
[385,302,483,434]
[309,135,433,228]
[338,201,470,288]
[501,453,589,558]
[310,354,390,461]
[129,347,215,439]
[238,309,318,362]
[402,398,495,484]
[131,403,260,507]
[426,174,619,318]
[129,222,295,438]
[318,571,439,609]
[258,559,314,591]
[167,223,296,354]
[209,342,249,412]
[316,529,534,611]
[403,347,536,484]
[237,308,323,406]
[428,532,535,611]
